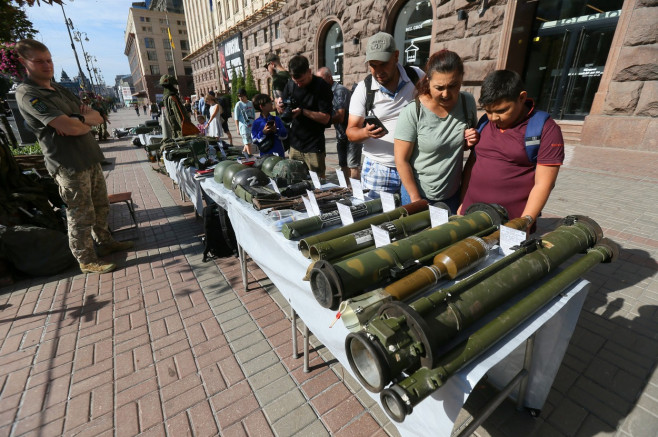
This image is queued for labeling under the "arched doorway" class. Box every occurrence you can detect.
[392,0,433,68]
[323,22,344,84]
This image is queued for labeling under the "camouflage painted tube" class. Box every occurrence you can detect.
[309,204,508,310]
[340,217,531,332]
[344,216,603,393]
[379,238,619,422]
[309,210,432,262]
[298,199,429,257]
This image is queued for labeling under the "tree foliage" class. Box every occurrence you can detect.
[0,1,38,41]
[245,65,257,99]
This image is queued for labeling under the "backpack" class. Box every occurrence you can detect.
[363,65,420,115]
[219,97,231,119]
[475,110,550,164]
[202,203,237,262]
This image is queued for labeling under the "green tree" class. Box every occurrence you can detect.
[245,65,257,99]
[236,71,245,95]
[0,2,38,41]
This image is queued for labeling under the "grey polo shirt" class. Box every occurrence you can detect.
[16,78,104,175]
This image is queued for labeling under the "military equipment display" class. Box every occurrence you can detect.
[344,215,605,396]
[231,167,269,191]
[260,155,285,177]
[338,215,533,332]
[378,236,619,422]
[309,205,508,310]
[222,163,247,190]
[271,159,309,185]
[297,200,429,258]
[281,197,386,240]
[213,160,238,184]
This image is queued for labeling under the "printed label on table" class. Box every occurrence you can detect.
[306,190,322,216]
[350,178,365,200]
[301,196,316,216]
[372,224,391,248]
[336,202,354,225]
[353,229,373,246]
[336,168,348,188]
[429,205,449,228]
[380,192,396,213]
[269,178,281,194]
[499,225,527,256]
[309,171,322,189]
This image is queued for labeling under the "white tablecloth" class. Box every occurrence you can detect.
[200,178,589,436]
[163,157,204,214]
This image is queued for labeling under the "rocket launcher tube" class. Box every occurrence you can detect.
[309,210,432,262]
[310,206,508,310]
[379,238,619,422]
[344,215,603,393]
[298,199,429,257]
[281,197,384,240]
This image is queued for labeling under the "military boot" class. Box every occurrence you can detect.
[97,240,135,257]
[80,262,116,274]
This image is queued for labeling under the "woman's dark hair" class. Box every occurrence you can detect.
[478,70,525,106]
[416,50,464,96]
[252,93,272,112]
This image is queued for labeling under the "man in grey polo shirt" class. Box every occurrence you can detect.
[16,39,133,274]
[346,32,424,195]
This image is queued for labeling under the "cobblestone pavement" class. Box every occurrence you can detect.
[0,108,655,436]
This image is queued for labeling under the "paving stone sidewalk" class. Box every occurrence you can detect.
[0,108,656,436]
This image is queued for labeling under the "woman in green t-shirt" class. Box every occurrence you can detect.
[394,50,479,213]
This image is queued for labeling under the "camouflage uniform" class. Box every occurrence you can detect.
[16,78,112,265]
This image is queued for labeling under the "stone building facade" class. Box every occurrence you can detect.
[278,0,656,150]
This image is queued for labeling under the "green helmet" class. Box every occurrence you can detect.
[231,167,269,192]
[271,159,309,185]
[159,74,178,86]
[214,160,238,184]
[260,155,285,177]
[223,163,247,189]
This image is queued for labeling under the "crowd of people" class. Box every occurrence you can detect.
[12,29,564,275]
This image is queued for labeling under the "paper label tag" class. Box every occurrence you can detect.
[353,229,373,245]
[336,202,354,225]
[499,225,527,256]
[309,171,322,189]
[350,178,364,200]
[336,169,348,188]
[371,224,391,248]
[301,196,315,216]
[429,205,449,228]
[306,190,321,216]
[269,178,281,194]
[380,192,396,213]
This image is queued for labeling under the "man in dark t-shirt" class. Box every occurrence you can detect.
[281,55,333,178]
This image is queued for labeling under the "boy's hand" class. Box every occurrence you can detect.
[464,128,479,148]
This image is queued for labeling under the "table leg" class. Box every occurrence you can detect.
[291,307,299,359]
[516,334,535,411]
[237,244,248,290]
[303,326,310,373]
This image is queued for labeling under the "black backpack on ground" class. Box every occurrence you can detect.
[202,203,237,262]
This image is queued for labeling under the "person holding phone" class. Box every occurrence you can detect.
[346,32,424,195]
[394,50,479,214]
[251,93,287,157]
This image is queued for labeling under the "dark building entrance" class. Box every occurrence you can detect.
[523,0,623,120]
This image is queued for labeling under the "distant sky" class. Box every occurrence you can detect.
[24,0,140,85]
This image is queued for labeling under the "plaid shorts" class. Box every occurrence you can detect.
[361,157,401,195]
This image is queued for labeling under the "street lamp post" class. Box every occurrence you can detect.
[73,31,96,93]
[60,3,88,91]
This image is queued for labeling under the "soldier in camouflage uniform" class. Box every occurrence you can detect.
[15,39,133,274]
[161,74,188,139]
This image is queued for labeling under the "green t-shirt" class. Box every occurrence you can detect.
[394,92,477,201]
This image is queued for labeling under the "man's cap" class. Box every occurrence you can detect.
[265,53,279,65]
[238,88,247,96]
[366,32,397,63]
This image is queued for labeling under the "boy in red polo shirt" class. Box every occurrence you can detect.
[459,70,564,232]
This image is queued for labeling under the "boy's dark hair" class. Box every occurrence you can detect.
[479,70,525,106]
[252,93,272,112]
[16,39,49,59]
[288,55,310,78]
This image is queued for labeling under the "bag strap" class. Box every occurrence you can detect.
[364,66,420,116]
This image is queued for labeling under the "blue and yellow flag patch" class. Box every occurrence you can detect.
[29,97,48,114]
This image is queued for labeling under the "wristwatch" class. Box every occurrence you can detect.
[70,113,85,124]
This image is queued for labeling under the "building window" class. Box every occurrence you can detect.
[161,27,168,34]
[145,17,150,22]
[159,18,165,24]
[275,22,280,39]
[182,52,188,57]
[323,22,344,83]
[180,40,189,50]
[263,28,268,44]
[168,66,175,75]
[144,37,155,48]
[233,0,239,13]
[140,17,145,22]
[150,65,160,75]
[244,36,248,50]
[147,51,158,61]
[255,56,259,69]
[185,67,193,75]
[393,0,432,68]
[163,38,170,48]
[165,51,173,61]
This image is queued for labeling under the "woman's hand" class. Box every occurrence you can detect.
[464,128,479,148]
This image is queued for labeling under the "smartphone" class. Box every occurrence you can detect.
[266,120,275,128]
[364,115,389,135]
